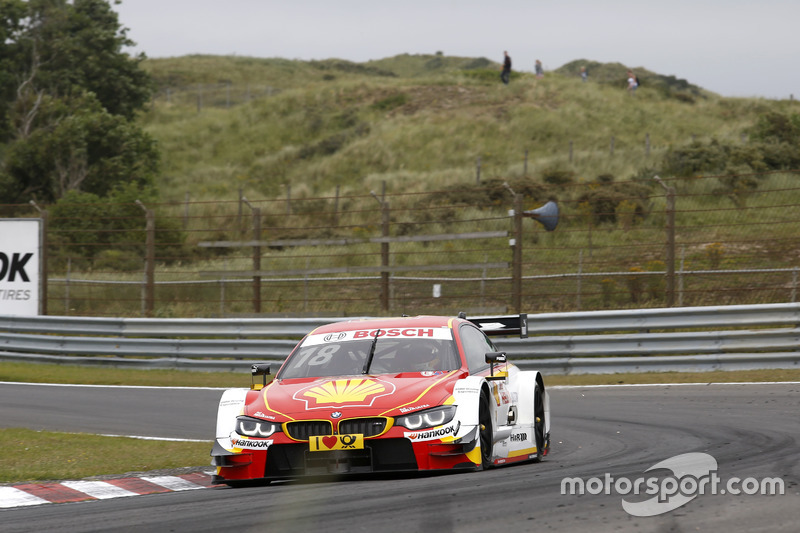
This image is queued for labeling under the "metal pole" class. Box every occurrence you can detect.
[253,207,262,313]
[135,200,156,317]
[524,149,529,176]
[678,245,685,307]
[512,194,523,313]
[577,249,583,310]
[238,188,244,236]
[334,184,340,226]
[381,201,390,312]
[241,197,262,314]
[183,192,189,229]
[654,176,676,307]
[65,257,70,315]
[30,201,48,315]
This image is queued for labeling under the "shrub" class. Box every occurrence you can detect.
[371,93,409,112]
[541,168,576,186]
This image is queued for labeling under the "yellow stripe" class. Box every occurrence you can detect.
[508,446,537,458]
[379,370,458,416]
[262,381,297,421]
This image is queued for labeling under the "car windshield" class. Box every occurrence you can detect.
[279,331,461,379]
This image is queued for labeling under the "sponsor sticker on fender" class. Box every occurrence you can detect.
[303,327,452,346]
[231,437,273,450]
[309,434,364,452]
[404,422,460,442]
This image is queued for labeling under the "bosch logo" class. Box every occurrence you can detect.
[324,333,347,342]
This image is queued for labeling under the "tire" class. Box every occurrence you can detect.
[479,391,493,469]
[532,383,545,462]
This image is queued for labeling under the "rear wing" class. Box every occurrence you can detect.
[462,313,528,338]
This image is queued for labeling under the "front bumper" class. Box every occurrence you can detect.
[212,430,480,483]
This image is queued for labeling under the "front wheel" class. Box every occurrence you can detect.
[532,383,546,462]
[479,391,493,469]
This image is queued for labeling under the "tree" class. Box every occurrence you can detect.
[0,0,158,203]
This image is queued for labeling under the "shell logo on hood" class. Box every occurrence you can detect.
[295,378,395,409]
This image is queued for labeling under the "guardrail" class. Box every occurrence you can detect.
[1,303,799,375]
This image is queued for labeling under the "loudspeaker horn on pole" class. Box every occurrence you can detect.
[523,201,559,231]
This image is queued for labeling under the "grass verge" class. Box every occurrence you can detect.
[3,361,800,388]
[0,362,247,388]
[0,428,211,484]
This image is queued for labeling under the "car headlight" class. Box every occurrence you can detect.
[395,405,457,430]
[235,416,279,437]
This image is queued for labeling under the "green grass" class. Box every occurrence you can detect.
[0,362,247,388]
[0,428,211,484]
[139,54,796,204]
[4,361,799,389]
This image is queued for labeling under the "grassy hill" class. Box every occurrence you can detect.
[138,54,796,205]
[32,54,800,317]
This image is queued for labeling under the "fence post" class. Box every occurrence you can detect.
[610,136,615,156]
[654,176,676,307]
[253,207,262,314]
[512,194,523,313]
[30,201,48,315]
[242,197,262,313]
[678,245,685,307]
[238,188,244,236]
[577,249,583,310]
[135,200,155,317]
[64,257,70,315]
[381,200,390,311]
[569,140,574,163]
[183,192,190,229]
[334,184,340,226]
[476,156,481,183]
[645,133,650,156]
[524,149,529,176]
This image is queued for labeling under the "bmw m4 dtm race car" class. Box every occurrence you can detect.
[211,313,550,486]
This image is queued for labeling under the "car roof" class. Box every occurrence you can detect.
[308,315,462,335]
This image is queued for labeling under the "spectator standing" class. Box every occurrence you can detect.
[580,66,588,82]
[535,59,544,78]
[627,70,638,95]
[501,51,512,85]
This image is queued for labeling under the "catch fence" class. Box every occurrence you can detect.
[3,169,799,318]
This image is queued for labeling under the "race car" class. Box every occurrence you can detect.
[211,313,550,486]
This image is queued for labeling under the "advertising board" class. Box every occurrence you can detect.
[0,219,41,315]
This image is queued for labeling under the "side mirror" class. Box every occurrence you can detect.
[485,352,507,378]
[251,363,271,389]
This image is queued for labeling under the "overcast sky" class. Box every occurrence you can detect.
[114,1,798,100]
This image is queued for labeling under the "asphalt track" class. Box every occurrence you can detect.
[1,381,798,532]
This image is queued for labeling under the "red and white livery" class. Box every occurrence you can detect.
[211,314,551,485]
